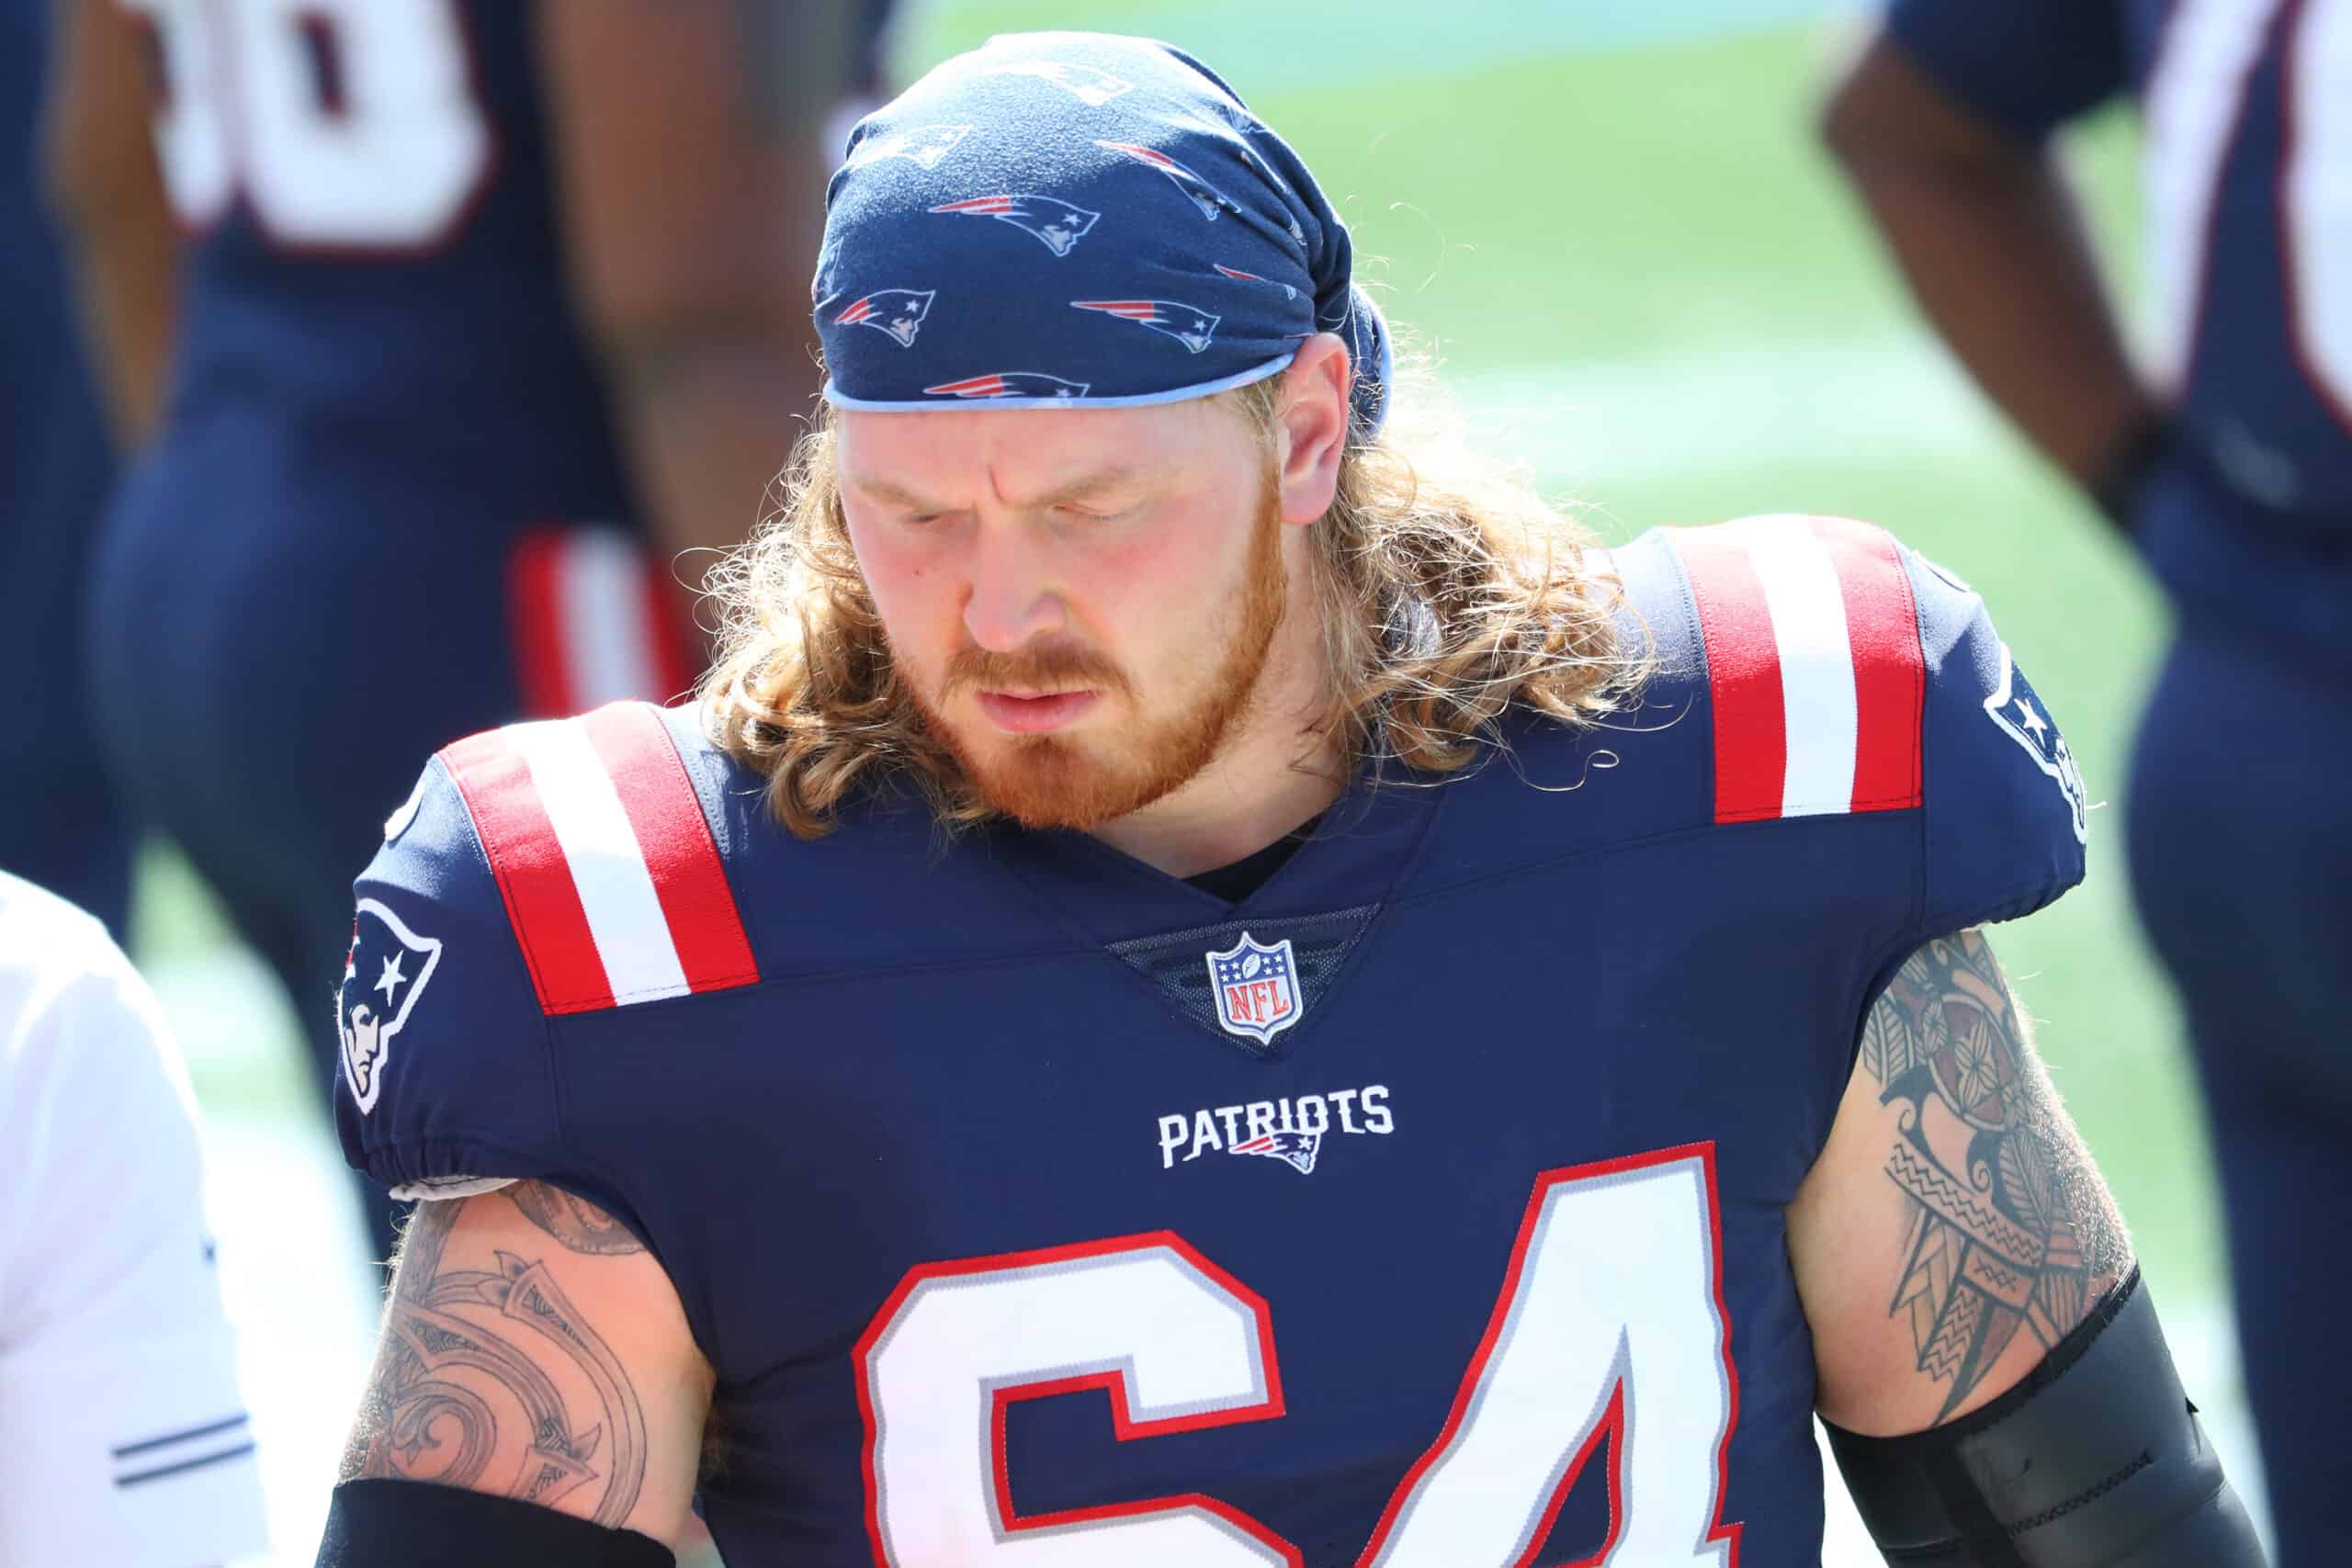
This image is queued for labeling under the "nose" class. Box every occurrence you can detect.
[961,520,1069,653]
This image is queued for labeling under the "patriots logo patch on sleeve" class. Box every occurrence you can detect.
[1984,643,2089,844]
[338,898,444,1114]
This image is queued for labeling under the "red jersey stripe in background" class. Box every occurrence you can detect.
[580,703,760,994]
[1670,527,1788,824]
[640,567,695,703]
[440,728,614,1011]
[1811,517,1926,812]
[507,527,575,717]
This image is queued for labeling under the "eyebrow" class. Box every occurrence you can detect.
[848,463,1170,513]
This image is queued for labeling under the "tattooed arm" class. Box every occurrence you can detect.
[336,1183,714,1547]
[1788,929,2132,1434]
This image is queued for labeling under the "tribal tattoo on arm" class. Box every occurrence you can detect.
[1859,931,2132,1423]
[339,1184,652,1525]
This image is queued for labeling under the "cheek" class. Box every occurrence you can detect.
[1083,511,1240,646]
[846,523,948,643]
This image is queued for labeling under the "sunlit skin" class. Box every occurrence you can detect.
[836,333,1355,877]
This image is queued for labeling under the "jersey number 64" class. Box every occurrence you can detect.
[854,1143,1744,1568]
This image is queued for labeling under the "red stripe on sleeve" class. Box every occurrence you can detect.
[506,528,574,718]
[1669,526,1787,824]
[639,563,696,703]
[440,728,614,1012]
[580,703,760,995]
[1812,517,1925,812]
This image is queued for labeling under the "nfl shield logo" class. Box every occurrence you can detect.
[1204,932,1303,1046]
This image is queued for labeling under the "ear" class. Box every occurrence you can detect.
[1273,333,1351,525]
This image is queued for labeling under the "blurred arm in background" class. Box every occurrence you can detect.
[1819,24,2162,517]
[536,0,862,644]
[41,0,179,450]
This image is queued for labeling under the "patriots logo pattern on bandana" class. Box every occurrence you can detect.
[1093,140,1243,220]
[923,372,1091,400]
[836,289,936,347]
[816,31,1391,432]
[1216,264,1297,299]
[929,195,1101,257]
[848,123,972,171]
[1072,299,1222,355]
[974,59,1134,107]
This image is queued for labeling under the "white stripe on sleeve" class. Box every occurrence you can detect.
[507,718,690,1003]
[560,527,662,708]
[1738,515,1859,818]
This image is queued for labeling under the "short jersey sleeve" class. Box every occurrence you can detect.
[334,754,566,1201]
[1885,0,2131,142]
[1909,551,2090,936]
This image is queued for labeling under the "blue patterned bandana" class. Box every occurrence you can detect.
[815,31,1394,436]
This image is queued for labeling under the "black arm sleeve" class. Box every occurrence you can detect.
[316,1479,675,1568]
[1826,1269,2267,1566]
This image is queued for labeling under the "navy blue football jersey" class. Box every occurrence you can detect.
[336,517,2087,1566]
[0,0,134,933]
[1887,0,2352,526]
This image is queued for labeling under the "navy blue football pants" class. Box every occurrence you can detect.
[90,430,689,1275]
[2129,467,2351,1568]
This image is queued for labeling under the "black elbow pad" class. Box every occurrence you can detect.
[317,1477,675,1567]
[1826,1269,2267,1567]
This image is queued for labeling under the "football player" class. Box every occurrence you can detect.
[1821,6,2349,1560]
[44,0,888,1266]
[0,0,142,938]
[316,34,2267,1568]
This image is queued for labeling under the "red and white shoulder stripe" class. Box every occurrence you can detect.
[1665,515,1926,825]
[507,527,694,717]
[439,702,759,1014]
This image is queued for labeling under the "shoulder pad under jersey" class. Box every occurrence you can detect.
[335,701,762,1200]
[1614,514,2087,936]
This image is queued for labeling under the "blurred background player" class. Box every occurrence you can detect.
[0,0,142,940]
[44,0,889,1269]
[1821,6,2350,1560]
[0,871,268,1564]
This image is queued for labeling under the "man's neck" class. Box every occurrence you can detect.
[1086,608,1344,880]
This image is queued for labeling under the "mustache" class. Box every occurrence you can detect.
[942,641,1132,699]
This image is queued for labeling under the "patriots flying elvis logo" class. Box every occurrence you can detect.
[929,194,1100,256]
[923,372,1091,400]
[847,123,972,171]
[1984,642,2089,845]
[1215,264,1297,299]
[811,238,841,304]
[1166,109,1295,197]
[1095,140,1242,220]
[338,897,443,1115]
[1231,1128,1321,1175]
[1073,299,1221,354]
[974,59,1133,106]
[836,288,935,348]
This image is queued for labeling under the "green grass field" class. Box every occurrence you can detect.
[153,5,2248,1561]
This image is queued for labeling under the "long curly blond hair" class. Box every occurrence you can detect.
[699,366,1637,838]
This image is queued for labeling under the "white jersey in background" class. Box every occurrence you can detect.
[0,872,266,1565]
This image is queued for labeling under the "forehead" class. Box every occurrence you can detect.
[834,399,1251,502]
